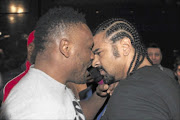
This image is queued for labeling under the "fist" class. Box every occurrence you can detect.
[96,82,119,97]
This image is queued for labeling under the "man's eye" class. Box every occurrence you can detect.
[155,54,160,56]
[96,52,101,55]
[148,53,152,56]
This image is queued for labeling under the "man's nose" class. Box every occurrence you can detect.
[152,54,156,60]
[92,55,100,68]
[90,51,94,60]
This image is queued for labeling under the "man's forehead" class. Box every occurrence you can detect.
[148,48,161,52]
[71,23,93,43]
[93,33,104,50]
[93,31,106,42]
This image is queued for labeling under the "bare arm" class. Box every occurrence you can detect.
[80,83,117,120]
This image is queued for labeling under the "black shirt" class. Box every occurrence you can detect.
[101,66,180,120]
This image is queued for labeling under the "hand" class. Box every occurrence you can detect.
[96,82,119,97]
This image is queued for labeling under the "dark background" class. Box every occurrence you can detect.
[0,0,180,72]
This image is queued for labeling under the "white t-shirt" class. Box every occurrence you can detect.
[2,67,85,120]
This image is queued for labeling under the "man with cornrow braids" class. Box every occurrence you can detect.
[92,18,180,120]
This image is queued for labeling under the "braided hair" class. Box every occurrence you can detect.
[94,18,152,76]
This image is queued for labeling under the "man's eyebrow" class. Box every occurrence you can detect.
[93,48,100,54]
[91,43,94,49]
[92,43,94,48]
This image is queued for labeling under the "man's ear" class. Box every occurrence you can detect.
[27,43,35,61]
[59,38,71,58]
[27,43,34,54]
[121,37,131,56]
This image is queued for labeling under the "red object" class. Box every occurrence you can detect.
[3,61,31,102]
[3,30,35,102]
[98,80,104,85]
[27,30,35,46]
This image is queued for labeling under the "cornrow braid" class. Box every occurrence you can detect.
[94,18,152,76]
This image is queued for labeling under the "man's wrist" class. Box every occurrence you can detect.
[96,91,109,98]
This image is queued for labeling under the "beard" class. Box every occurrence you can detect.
[103,74,115,85]
[99,66,116,85]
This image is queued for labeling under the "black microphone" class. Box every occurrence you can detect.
[87,66,104,84]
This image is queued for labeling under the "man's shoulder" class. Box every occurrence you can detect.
[130,66,160,80]
[162,66,175,76]
[125,65,175,87]
[134,65,173,79]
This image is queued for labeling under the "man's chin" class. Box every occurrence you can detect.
[103,75,115,84]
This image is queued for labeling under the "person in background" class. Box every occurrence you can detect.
[2,33,31,86]
[1,6,115,119]
[0,31,35,106]
[92,18,180,120]
[1,30,35,104]
[173,55,180,84]
[147,42,175,79]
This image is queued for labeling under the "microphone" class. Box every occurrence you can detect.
[87,66,104,85]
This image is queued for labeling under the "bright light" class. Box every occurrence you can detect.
[9,16,15,23]
[10,5,17,13]
[9,16,14,21]
[96,11,99,14]
[10,5,24,13]
[17,7,24,13]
